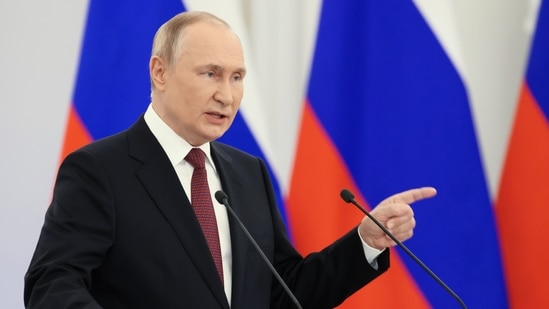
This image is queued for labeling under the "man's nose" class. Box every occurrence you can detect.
[214,79,234,105]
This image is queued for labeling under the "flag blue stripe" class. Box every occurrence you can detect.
[308,0,507,307]
[526,0,549,114]
[73,0,186,140]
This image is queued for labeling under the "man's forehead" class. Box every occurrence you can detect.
[183,21,238,42]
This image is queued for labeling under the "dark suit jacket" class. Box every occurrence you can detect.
[24,116,389,308]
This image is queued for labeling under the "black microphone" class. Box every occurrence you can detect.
[340,189,467,309]
[215,191,303,309]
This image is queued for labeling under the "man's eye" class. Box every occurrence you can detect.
[205,71,214,78]
[232,74,241,81]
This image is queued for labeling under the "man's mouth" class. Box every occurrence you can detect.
[207,112,225,119]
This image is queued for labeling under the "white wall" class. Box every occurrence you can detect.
[0,1,88,308]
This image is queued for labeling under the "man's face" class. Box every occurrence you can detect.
[151,21,246,146]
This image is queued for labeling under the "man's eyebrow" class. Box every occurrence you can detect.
[197,64,222,71]
[237,67,247,75]
[198,64,246,75]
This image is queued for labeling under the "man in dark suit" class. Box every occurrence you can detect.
[24,11,436,308]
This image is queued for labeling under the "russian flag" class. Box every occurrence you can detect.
[61,0,187,158]
[288,0,507,308]
[496,1,549,307]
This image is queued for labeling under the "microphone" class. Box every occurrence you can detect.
[215,191,303,309]
[340,189,467,309]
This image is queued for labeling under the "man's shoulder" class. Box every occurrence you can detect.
[74,116,148,156]
[79,130,128,154]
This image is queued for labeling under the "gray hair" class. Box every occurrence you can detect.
[151,11,231,68]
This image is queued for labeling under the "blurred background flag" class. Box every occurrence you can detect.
[61,0,187,158]
[287,0,508,308]
[496,0,549,307]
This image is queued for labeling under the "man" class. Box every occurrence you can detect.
[24,11,436,308]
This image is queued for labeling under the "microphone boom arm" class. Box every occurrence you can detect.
[215,191,303,309]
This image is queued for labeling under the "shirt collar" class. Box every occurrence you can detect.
[143,104,214,168]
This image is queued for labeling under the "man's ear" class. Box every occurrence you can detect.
[150,56,167,90]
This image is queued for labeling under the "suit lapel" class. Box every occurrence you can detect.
[127,118,229,308]
[210,143,250,308]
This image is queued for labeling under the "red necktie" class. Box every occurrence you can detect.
[185,148,224,284]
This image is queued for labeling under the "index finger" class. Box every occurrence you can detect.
[382,187,437,205]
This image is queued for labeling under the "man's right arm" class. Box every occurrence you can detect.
[24,150,115,308]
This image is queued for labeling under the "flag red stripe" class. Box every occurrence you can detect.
[496,83,549,307]
[60,105,93,160]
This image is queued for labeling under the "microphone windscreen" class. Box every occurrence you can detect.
[340,189,355,203]
[215,190,228,204]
